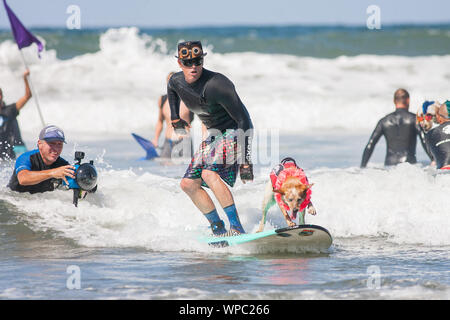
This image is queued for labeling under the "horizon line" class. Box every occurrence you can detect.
[1,21,450,30]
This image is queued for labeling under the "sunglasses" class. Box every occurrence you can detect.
[417,114,434,122]
[180,57,203,67]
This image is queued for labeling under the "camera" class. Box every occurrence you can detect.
[63,151,98,207]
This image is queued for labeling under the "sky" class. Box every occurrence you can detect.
[1,0,450,28]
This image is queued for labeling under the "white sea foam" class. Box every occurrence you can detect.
[1,27,450,140]
[1,163,448,251]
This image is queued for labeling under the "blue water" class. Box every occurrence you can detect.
[2,24,450,59]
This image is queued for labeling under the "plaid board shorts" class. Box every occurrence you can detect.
[183,130,240,188]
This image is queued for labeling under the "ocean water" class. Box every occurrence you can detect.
[0,25,449,300]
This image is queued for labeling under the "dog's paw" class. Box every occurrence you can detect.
[287,220,296,227]
[308,206,317,215]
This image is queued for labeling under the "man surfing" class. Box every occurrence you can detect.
[167,41,253,236]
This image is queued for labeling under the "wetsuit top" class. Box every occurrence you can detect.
[424,122,450,169]
[8,149,69,193]
[167,68,253,163]
[361,108,432,167]
[0,102,19,160]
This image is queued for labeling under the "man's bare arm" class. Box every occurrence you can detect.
[17,165,75,186]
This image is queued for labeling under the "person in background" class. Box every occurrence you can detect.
[418,101,450,170]
[152,72,196,158]
[0,69,32,160]
[361,88,432,168]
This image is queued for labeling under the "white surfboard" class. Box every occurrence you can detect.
[199,224,332,252]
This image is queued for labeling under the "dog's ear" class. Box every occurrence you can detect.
[273,188,284,195]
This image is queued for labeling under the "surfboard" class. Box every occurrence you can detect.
[131,133,159,160]
[199,224,332,252]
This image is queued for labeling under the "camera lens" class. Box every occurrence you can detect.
[75,163,97,191]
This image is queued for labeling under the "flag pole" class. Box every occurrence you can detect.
[18,49,45,127]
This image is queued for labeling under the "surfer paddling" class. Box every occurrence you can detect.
[167,41,254,236]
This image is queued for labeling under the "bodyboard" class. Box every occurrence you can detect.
[131,133,159,160]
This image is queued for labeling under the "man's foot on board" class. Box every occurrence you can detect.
[211,220,227,236]
[221,225,245,237]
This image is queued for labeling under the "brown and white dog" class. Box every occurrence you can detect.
[416,101,440,132]
[257,158,316,233]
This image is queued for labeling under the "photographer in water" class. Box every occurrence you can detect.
[8,125,98,203]
[8,125,74,193]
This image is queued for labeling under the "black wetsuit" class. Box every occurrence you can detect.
[8,149,69,193]
[0,102,19,160]
[423,122,450,169]
[167,68,253,163]
[361,108,432,167]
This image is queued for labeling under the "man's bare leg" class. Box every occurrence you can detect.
[180,177,227,235]
[180,177,215,213]
[201,170,245,234]
[180,171,245,234]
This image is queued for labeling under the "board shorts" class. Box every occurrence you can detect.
[183,130,239,188]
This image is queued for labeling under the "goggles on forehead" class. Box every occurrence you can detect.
[178,45,203,59]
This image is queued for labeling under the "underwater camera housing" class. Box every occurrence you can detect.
[64,151,98,207]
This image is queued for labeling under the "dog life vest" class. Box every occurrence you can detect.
[269,158,312,219]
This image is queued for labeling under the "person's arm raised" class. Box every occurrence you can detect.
[15,70,32,111]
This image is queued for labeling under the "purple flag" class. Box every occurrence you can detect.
[3,0,43,55]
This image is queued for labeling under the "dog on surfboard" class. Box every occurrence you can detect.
[257,157,316,232]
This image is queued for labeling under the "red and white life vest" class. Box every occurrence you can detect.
[269,158,312,219]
